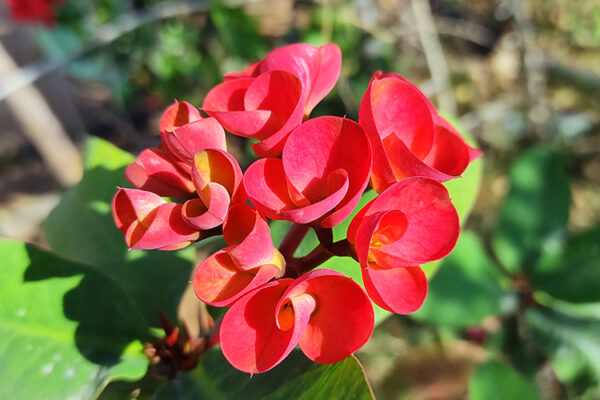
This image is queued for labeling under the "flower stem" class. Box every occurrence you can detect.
[278,223,310,260]
[284,245,334,278]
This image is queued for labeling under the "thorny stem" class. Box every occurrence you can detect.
[278,223,310,260]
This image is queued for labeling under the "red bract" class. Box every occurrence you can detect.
[124,146,195,199]
[192,204,284,307]
[112,188,200,251]
[243,116,372,227]
[203,71,304,157]
[219,269,374,374]
[181,149,244,230]
[347,177,459,313]
[224,43,342,117]
[8,0,63,25]
[360,71,481,193]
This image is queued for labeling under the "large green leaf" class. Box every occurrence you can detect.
[526,306,600,382]
[44,138,196,326]
[154,348,373,400]
[412,231,511,328]
[532,226,600,303]
[0,238,149,400]
[492,147,570,274]
[469,359,539,400]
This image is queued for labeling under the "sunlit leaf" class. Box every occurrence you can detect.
[44,137,195,326]
[0,238,148,400]
[154,348,373,400]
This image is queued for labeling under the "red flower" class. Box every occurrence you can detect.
[192,204,284,307]
[114,100,243,250]
[360,71,481,193]
[224,43,342,117]
[347,177,459,313]
[219,269,374,374]
[203,71,304,157]
[8,0,64,26]
[243,116,372,227]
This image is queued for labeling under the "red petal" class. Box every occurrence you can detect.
[357,178,459,264]
[160,101,201,136]
[354,210,408,268]
[181,183,230,230]
[192,250,281,307]
[362,265,427,314]
[369,77,434,159]
[223,204,277,269]
[203,78,253,112]
[282,117,372,226]
[220,279,303,374]
[305,44,342,115]
[164,118,226,165]
[259,43,341,116]
[191,149,243,201]
[243,158,295,221]
[126,202,199,250]
[112,187,166,234]
[125,147,195,199]
[383,133,456,183]
[277,269,374,364]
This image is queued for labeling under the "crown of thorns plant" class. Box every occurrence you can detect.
[112,42,480,374]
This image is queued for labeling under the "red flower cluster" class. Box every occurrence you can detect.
[8,0,64,26]
[112,43,480,374]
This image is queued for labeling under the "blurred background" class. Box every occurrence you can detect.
[1,0,599,399]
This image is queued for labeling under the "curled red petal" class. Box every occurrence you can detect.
[124,147,195,199]
[281,116,372,226]
[125,201,199,250]
[160,100,201,137]
[164,118,227,166]
[259,43,341,116]
[220,279,304,374]
[181,183,230,230]
[369,76,434,159]
[352,178,459,265]
[191,149,243,202]
[203,78,253,112]
[383,132,456,183]
[243,158,296,221]
[192,250,281,307]
[223,204,277,269]
[277,269,374,364]
[354,210,408,268]
[362,265,427,314]
[112,187,166,235]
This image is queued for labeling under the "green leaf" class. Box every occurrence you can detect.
[0,238,149,400]
[469,359,539,400]
[44,137,195,326]
[532,226,600,303]
[526,306,600,382]
[492,147,570,274]
[154,348,374,400]
[412,231,511,328]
